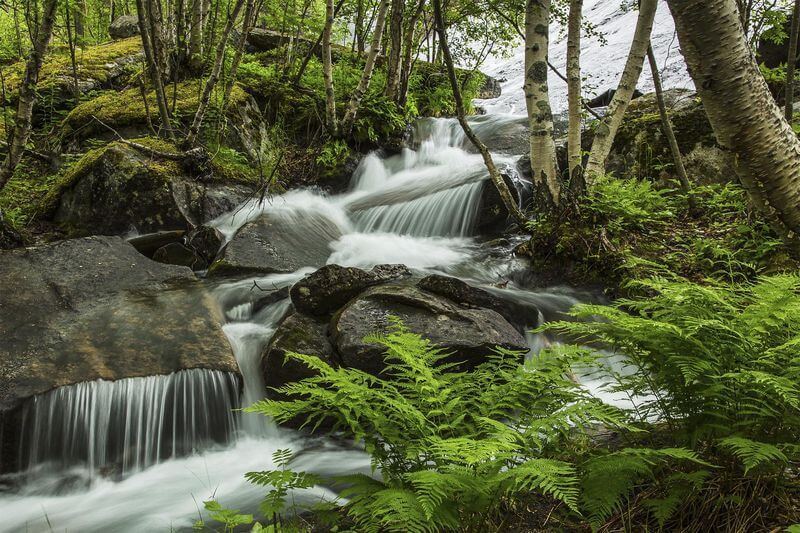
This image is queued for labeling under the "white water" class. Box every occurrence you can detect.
[476,0,693,115]
[0,10,664,525]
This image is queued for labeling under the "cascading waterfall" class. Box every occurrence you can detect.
[17,369,240,480]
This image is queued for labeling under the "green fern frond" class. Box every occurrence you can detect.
[718,436,789,473]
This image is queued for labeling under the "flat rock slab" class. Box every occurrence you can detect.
[0,236,237,413]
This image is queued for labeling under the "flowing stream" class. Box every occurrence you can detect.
[0,113,602,532]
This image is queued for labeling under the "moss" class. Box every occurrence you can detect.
[62,80,250,139]
[1,37,142,100]
[38,146,110,216]
[0,160,60,228]
[208,146,261,185]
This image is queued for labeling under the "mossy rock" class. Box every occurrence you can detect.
[43,139,255,237]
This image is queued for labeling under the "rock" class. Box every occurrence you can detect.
[417,274,539,331]
[599,88,733,183]
[153,242,201,268]
[109,15,140,39]
[290,263,412,316]
[466,114,530,156]
[331,284,528,376]
[262,312,340,394]
[247,28,305,52]
[586,88,644,108]
[475,173,522,233]
[127,230,185,257]
[209,210,344,277]
[0,218,23,250]
[0,236,238,416]
[51,143,255,237]
[477,75,502,99]
[186,225,224,266]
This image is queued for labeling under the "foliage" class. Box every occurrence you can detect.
[542,274,800,528]
[246,321,628,531]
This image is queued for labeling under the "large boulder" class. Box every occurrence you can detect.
[49,143,254,237]
[0,236,238,416]
[466,114,530,156]
[603,88,733,183]
[109,15,140,39]
[331,284,528,376]
[290,263,411,316]
[209,210,344,277]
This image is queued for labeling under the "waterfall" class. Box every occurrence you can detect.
[17,369,240,480]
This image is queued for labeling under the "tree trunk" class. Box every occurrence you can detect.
[524,0,560,207]
[292,0,345,84]
[384,0,404,102]
[341,0,391,135]
[432,0,526,226]
[355,0,366,53]
[647,44,694,209]
[786,0,800,121]
[73,0,86,41]
[566,0,583,190]
[322,0,338,135]
[584,0,657,184]
[223,0,257,103]
[667,0,800,235]
[399,0,426,106]
[135,0,174,138]
[0,0,58,191]
[186,0,247,146]
[189,0,203,58]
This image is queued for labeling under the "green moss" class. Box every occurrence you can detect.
[38,146,109,216]
[209,146,260,185]
[62,80,249,139]
[1,37,143,100]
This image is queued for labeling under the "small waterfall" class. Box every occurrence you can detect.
[17,369,240,480]
[352,180,485,237]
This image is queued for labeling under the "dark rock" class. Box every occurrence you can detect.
[0,218,23,250]
[153,242,201,268]
[127,230,185,258]
[186,225,224,266]
[52,143,255,237]
[477,75,502,99]
[586,88,644,108]
[290,263,411,316]
[247,28,309,52]
[331,284,528,376]
[476,173,521,234]
[466,114,530,156]
[109,15,140,39]
[262,312,340,394]
[0,236,237,415]
[208,210,343,277]
[417,274,539,331]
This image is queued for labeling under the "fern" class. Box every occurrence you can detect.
[718,436,789,474]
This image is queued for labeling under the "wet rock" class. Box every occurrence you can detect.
[51,143,254,237]
[262,312,340,394]
[586,88,644,108]
[208,211,342,277]
[331,284,528,376]
[290,263,411,316]
[476,173,521,234]
[477,75,502,99]
[186,225,224,266]
[465,114,529,156]
[108,15,140,39]
[127,230,185,258]
[153,242,201,268]
[417,274,539,331]
[0,218,23,250]
[0,236,237,415]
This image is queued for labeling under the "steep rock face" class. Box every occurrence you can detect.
[330,284,528,376]
[0,236,238,415]
[209,211,343,277]
[51,143,254,237]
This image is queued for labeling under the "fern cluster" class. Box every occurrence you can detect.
[245,321,626,531]
[544,273,800,527]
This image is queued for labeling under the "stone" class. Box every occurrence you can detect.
[417,274,539,331]
[475,173,522,234]
[0,236,238,416]
[586,88,644,108]
[0,218,23,250]
[208,210,344,277]
[262,312,340,394]
[52,143,255,237]
[109,15,140,39]
[477,75,502,99]
[331,284,528,376]
[153,242,201,268]
[290,263,411,316]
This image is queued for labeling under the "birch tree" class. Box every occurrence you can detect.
[524,0,560,207]
[566,0,583,189]
[584,0,657,184]
[322,0,338,135]
[667,0,800,235]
